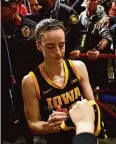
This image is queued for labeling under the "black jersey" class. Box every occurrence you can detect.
[29,59,83,144]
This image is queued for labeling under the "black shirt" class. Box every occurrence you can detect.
[73,133,97,144]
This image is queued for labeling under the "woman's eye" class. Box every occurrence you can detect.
[47,45,54,49]
[59,44,64,48]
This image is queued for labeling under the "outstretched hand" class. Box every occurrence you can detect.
[69,99,95,135]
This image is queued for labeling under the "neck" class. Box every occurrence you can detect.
[42,60,64,77]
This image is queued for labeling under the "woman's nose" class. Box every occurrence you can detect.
[55,47,62,56]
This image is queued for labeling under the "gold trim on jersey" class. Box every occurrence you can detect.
[38,60,69,89]
[29,71,41,99]
[69,60,81,82]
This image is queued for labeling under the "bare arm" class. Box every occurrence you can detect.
[72,60,94,100]
[22,74,52,134]
[22,74,67,134]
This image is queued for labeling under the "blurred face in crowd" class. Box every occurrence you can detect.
[48,0,56,7]
[1,2,17,23]
[28,0,41,15]
[38,0,55,8]
[36,28,65,65]
[85,0,99,14]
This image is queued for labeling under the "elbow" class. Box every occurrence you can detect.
[28,121,39,134]
[28,121,48,134]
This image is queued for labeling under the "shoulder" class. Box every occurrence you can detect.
[22,74,34,88]
[68,60,88,82]
[22,73,40,101]
[97,5,105,12]
[21,17,37,38]
[96,5,107,18]
[71,60,88,79]
[59,4,79,26]
[71,60,86,69]
[79,11,86,21]
[25,13,33,19]
[59,3,72,12]
[22,74,36,95]
[79,11,87,25]
[21,16,37,28]
[59,3,78,15]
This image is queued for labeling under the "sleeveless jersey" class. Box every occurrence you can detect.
[29,59,83,144]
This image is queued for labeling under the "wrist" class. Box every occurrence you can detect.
[40,121,53,134]
[47,122,54,133]
[95,46,101,52]
[76,122,94,135]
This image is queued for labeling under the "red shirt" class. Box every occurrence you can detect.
[109,2,116,16]
[16,4,28,16]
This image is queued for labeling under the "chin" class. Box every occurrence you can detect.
[57,58,63,64]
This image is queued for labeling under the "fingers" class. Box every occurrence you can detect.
[48,115,67,123]
[49,123,61,133]
[50,111,67,117]
[48,110,67,133]
[70,50,80,59]
[94,17,110,30]
[87,50,99,60]
[97,39,109,50]
[48,113,67,133]
[49,120,62,128]
[56,105,62,112]
[94,22,102,30]
[48,121,61,133]
[94,19,105,30]
[69,100,87,114]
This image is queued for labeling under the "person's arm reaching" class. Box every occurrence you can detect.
[69,99,97,144]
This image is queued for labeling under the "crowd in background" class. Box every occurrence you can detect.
[1,0,116,143]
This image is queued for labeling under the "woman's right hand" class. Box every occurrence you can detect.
[48,111,67,133]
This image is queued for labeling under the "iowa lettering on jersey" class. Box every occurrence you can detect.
[46,87,81,114]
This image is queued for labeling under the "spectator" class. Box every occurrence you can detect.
[79,0,112,88]
[1,0,37,143]
[26,0,42,22]
[25,0,85,59]
[28,0,42,14]
[109,0,116,17]
[16,3,29,16]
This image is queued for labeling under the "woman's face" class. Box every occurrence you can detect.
[37,28,65,65]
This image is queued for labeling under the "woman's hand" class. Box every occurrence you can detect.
[48,111,67,133]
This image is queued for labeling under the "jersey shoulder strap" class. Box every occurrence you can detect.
[65,59,81,82]
[29,67,41,100]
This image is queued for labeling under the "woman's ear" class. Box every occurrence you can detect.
[36,41,41,51]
